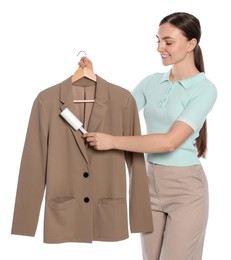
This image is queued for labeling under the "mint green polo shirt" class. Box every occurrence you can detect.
[132,70,217,166]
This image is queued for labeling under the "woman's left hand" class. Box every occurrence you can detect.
[82,132,115,150]
[78,56,94,72]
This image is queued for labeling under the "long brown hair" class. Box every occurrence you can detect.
[160,12,207,158]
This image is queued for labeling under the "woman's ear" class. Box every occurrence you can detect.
[187,38,198,52]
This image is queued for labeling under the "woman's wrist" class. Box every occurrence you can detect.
[112,136,120,150]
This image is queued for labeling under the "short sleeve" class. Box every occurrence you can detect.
[177,84,217,131]
[132,79,147,111]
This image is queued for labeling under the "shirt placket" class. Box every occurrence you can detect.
[159,82,175,108]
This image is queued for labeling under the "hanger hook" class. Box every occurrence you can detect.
[77,50,87,57]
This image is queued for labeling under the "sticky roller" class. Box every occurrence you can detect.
[60,108,87,134]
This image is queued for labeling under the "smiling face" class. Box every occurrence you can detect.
[156,22,197,67]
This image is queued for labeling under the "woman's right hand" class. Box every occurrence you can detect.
[82,132,116,150]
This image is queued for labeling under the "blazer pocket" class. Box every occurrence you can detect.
[48,196,76,209]
[46,197,76,241]
[97,198,128,241]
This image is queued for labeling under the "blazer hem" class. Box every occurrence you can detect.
[44,235,129,244]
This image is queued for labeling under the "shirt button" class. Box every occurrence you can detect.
[84,197,90,203]
[83,172,89,178]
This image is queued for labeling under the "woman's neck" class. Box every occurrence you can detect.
[170,60,200,81]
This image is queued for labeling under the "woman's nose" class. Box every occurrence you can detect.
[157,43,165,52]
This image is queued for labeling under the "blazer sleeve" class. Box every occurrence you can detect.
[11,95,48,236]
[123,94,153,233]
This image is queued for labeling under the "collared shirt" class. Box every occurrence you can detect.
[132,70,217,166]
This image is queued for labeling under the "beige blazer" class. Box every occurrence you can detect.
[11,75,153,243]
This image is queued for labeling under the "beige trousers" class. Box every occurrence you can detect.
[141,163,208,260]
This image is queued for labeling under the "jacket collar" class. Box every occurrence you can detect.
[59,75,108,163]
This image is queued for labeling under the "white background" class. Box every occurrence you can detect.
[0,0,229,259]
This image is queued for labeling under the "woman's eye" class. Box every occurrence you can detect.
[166,42,172,45]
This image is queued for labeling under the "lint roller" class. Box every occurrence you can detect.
[60,108,87,134]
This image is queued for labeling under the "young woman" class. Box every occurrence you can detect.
[81,12,217,260]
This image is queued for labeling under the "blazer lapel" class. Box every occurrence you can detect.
[88,75,108,132]
[60,77,89,163]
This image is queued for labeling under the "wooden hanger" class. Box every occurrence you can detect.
[72,51,96,83]
[72,67,96,83]
[72,51,96,103]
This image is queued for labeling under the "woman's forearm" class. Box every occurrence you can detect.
[113,134,173,153]
[114,121,193,153]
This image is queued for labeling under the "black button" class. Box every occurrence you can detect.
[83,172,89,178]
[84,197,90,203]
